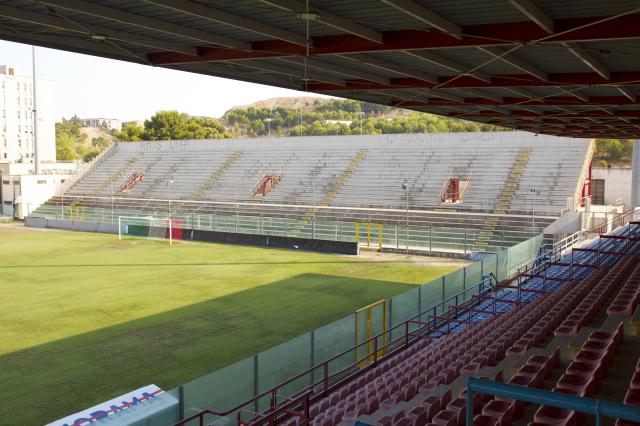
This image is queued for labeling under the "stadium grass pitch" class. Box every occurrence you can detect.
[0,225,464,425]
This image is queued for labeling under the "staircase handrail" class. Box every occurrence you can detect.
[57,142,118,195]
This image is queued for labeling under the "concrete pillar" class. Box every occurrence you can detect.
[632,139,640,208]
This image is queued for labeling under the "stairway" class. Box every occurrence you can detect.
[167,150,242,216]
[290,149,368,236]
[189,150,243,201]
[473,148,532,252]
[87,157,138,198]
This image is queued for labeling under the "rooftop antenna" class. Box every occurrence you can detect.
[32,45,40,174]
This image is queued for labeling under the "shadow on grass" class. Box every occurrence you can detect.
[0,273,416,426]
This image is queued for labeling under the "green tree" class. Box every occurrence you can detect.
[114,122,145,142]
[55,132,78,161]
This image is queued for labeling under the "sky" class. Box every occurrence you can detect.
[1,40,327,122]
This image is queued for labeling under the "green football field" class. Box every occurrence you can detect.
[0,224,463,425]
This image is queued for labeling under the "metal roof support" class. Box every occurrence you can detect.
[258,0,383,43]
[380,0,462,38]
[281,57,390,85]
[618,87,637,102]
[403,50,491,82]
[340,53,437,83]
[507,0,554,33]
[477,46,548,81]
[144,0,309,47]
[0,4,199,55]
[229,60,346,86]
[463,89,503,103]
[40,0,251,50]
[563,42,610,80]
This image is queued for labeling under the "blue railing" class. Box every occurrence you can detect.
[408,272,497,325]
[466,378,640,426]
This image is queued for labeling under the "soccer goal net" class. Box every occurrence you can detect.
[118,216,177,245]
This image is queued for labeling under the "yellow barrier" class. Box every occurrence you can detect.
[68,205,85,221]
[355,222,383,248]
[355,299,387,366]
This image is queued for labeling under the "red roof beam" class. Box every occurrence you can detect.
[147,13,640,65]
[307,71,640,91]
[391,96,640,107]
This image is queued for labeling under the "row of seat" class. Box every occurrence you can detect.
[343,231,638,426]
[470,349,561,425]
[617,361,640,426]
[554,256,639,336]
[408,264,617,425]
[533,324,625,425]
[608,261,640,316]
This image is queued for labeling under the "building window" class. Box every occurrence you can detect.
[2,180,9,185]
[37,180,46,184]
[592,179,605,205]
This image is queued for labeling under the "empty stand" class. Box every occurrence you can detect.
[60,133,590,214]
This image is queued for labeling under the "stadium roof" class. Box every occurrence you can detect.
[2,0,640,139]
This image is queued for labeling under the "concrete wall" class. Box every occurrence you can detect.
[2,173,72,218]
[592,167,631,209]
[25,216,118,233]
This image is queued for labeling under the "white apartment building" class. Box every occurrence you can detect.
[0,64,56,164]
[81,117,122,131]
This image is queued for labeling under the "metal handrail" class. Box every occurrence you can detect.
[466,378,640,426]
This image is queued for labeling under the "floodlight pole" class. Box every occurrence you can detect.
[32,45,40,175]
[402,182,409,254]
[168,180,173,218]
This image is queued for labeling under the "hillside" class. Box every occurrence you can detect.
[220,97,492,138]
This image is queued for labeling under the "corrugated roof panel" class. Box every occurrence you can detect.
[433,47,524,76]
[534,0,640,20]
[511,45,590,74]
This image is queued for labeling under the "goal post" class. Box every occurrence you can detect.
[118,215,175,245]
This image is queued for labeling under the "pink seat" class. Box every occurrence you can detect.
[534,405,576,425]
[431,410,457,426]
[482,399,514,424]
[556,374,595,397]
[625,389,640,406]
[518,364,544,388]
[505,344,528,357]
[527,355,554,379]
[473,414,502,425]
[566,360,603,383]
[575,349,608,372]
[508,374,534,388]
[614,419,640,426]
[446,397,466,426]
[393,417,413,426]
[406,406,428,426]
[420,396,441,422]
